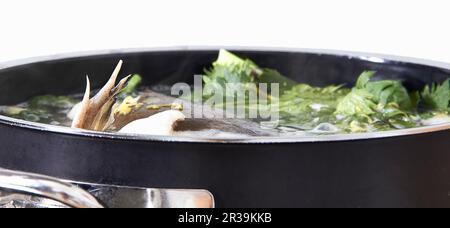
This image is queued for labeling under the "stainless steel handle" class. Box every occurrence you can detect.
[0,168,215,208]
[0,168,103,208]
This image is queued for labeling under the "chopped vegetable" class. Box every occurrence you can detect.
[354,71,415,110]
[278,84,349,130]
[204,49,296,97]
[334,71,418,131]
[421,79,450,111]
[120,74,142,95]
[29,95,77,109]
[335,88,376,116]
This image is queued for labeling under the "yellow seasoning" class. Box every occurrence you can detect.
[147,103,184,111]
[114,96,143,116]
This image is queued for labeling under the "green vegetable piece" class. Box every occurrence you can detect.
[29,95,77,109]
[355,71,414,110]
[205,50,258,85]
[121,74,142,95]
[16,109,53,123]
[335,89,377,116]
[259,69,297,91]
[421,79,449,111]
[215,49,258,69]
[204,49,296,93]
[355,71,377,89]
[367,81,413,110]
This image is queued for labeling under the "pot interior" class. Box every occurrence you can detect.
[1,48,450,142]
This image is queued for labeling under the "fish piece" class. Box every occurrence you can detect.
[108,89,276,136]
[71,60,130,131]
[119,110,185,136]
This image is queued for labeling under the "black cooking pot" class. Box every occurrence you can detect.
[1,48,450,208]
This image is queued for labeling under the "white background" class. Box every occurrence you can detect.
[0,0,449,63]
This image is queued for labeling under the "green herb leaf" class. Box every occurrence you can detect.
[355,71,377,89]
[258,68,297,91]
[421,79,449,111]
[334,71,419,131]
[354,71,414,110]
[335,89,377,116]
[204,49,296,93]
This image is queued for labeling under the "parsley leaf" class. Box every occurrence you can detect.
[421,79,450,111]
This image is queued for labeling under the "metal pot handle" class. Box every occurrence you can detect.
[0,168,103,208]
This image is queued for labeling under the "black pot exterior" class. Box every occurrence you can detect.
[1,122,450,208]
[0,48,450,208]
